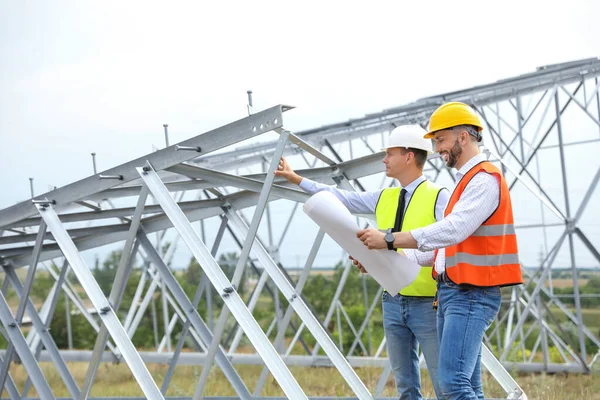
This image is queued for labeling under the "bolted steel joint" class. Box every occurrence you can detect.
[565,218,576,233]
[99,174,124,180]
[100,306,111,314]
[331,175,345,185]
[32,198,56,209]
[175,145,202,153]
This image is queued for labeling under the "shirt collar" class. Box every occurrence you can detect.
[401,175,426,195]
[456,152,487,180]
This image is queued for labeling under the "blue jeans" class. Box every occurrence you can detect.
[437,281,501,400]
[383,292,442,400]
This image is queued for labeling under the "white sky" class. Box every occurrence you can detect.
[1,1,600,268]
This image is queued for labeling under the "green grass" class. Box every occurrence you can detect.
[548,306,600,328]
[3,362,600,399]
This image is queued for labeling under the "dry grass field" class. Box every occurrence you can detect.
[3,362,600,399]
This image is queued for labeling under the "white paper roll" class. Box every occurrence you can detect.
[303,191,421,294]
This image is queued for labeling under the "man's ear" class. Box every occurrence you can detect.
[461,130,469,145]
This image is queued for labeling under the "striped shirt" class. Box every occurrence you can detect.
[410,153,501,273]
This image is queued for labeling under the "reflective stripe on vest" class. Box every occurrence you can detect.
[375,179,443,297]
[446,253,520,268]
[441,160,523,287]
[471,224,516,237]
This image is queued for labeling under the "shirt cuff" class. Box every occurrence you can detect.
[403,249,417,262]
[410,228,427,252]
[298,178,310,191]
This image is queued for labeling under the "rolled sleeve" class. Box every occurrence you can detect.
[404,248,434,266]
[409,172,500,251]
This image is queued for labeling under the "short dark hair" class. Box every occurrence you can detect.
[452,124,481,142]
[399,147,428,169]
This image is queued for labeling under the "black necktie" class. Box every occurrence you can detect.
[393,189,407,232]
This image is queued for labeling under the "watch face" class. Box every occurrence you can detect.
[385,233,394,243]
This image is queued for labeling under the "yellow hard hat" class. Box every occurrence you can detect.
[424,102,483,138]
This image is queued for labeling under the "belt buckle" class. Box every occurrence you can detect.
[436,272,445,284]
[437,272,451,284]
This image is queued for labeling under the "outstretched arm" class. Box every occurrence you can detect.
[274,157,381,215]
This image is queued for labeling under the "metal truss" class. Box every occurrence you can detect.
[1,58,600,399]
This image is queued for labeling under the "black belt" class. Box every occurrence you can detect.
[435,272,479,289]
[435,272,451,284]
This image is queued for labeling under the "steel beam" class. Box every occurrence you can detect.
[0,106,287,229]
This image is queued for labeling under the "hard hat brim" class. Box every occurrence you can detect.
[424,124,483,139]
[381,145,433,155]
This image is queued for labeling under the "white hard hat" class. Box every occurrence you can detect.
[381,125,433,154]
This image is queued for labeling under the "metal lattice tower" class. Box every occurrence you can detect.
[1,57,600,399]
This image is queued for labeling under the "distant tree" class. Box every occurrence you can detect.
[185,258,203,289]
[93,250,121,295]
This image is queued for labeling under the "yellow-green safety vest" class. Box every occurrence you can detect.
[375,180,443,297]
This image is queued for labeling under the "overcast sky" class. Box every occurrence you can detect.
[1,1,599,268]
[2,0,599,207]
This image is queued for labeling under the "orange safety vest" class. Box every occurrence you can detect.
[433,160,523,287]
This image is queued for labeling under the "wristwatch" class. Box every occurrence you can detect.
[384,228,395,251]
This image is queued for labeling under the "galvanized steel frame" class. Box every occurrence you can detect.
[1,58,600,399]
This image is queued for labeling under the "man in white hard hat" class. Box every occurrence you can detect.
[275,125,449,400]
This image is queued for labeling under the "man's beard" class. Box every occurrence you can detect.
[446,139,462,168]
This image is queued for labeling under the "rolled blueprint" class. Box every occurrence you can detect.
[303,191,420,294]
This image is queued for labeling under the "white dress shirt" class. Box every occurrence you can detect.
[410,153,501,273]
[299,175,450,266]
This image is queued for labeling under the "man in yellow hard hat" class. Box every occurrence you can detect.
[275,125,449,399]
[357,102,522,400]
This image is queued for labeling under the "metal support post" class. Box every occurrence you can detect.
[336,303,343,351]
[138,162,308,399]
[554,91,587,364]
[516,95,526,163]
[160,279,171,352]
[138,233,253,399]
[0,219,47,392]
[0,290,55,399]
[538,294,549,369]
[253,229,325,394]
[151,297,159,349]
[362,275,372,355]
[80,187,149,399]
[91,152,97,174]
[163,124,169,147]
[127,266,163,339]
[225,207,373,398]
[501,232,567,360]
[23,259,71,398]
[36,203,164,399]
[3,266,81,398]
[307,260,353,356]
[122,261,149,334]
[348,287,383,356]
[160,216,228,394]
[337,300,368,355]
[481,345,525,399]
[65,295,73,350]
[159,273,208,393]
[0,354,20,400]
[227,269,270,354]
[192,131,291,399]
